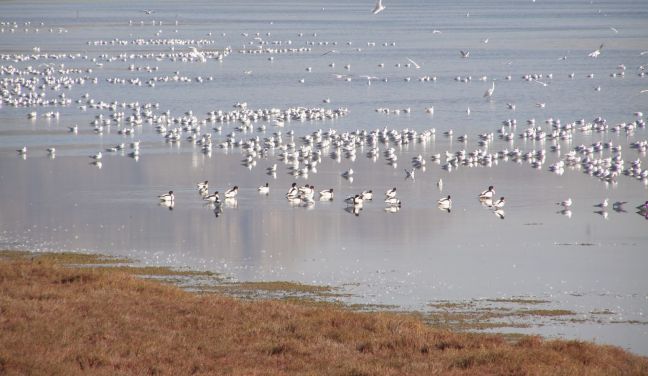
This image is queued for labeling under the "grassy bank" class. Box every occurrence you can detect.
[1,252,647,375]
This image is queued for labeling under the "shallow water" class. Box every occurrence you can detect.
[1,0,647,355]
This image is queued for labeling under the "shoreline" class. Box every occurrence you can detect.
[1,249,647,374]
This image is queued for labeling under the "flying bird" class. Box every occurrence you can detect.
[372,0,385,14]
[588,44,604,58]
[407,58,421,69]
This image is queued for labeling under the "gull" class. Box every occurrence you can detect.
[432,30,442,34]
[142,9,154,15]
[158,191,174,202]
[90,152,102,160]
[437,195,452,211]
[557,198,572,208]
[506,103,516,110]
[609,27,619,33]
[406,58,421,69]
[481,38,489,44]
[189,47,206,63]
[533,79,548,87]
[404,168,415,180]
[359,75,378,85]
[243,70,253,75]
[204,191,220,203]
[594,198,608,208]
[321,50,338,56]
[224,186,239,199]
[588,43,604,58]
[371,0,385,15]
[460,50,470,58]
[484,81,495,98]
[17,146,27,155]
[342,168,354,178]
[258,183,270,195]
[612,201,627,213]
[640,89,648,94]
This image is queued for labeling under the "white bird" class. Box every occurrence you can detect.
[557,198,573,208]
[371,0,385,14]
[189,47,206,63]
[484,81,495,98]
[460,50,470,58]
[385,197,401,207]
[342,168,354,178]
[361,190,373,200]
[17,146,27,155]
[405,168,415,179]
[437,195,452,210]
[224,186,238,199]
[588,43,604,58]
[258,183,270,194]
[609,27,619,33]
[406,58,420,69]
[493,197,506,209]
[158,191,174,202]
[90,152,102,160]
[204,191,220,203]
[319,188,334,200]
[479,185,495,200]
[385,187,397,199]
[197,181,209,191]
[286,183,299,199]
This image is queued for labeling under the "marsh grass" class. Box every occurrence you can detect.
[1,256,647,375]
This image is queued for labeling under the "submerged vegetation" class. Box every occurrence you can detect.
[0,250,647,374]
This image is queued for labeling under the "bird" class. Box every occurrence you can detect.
[588,43,604,58]
[493,197,505,209]
[594,198,608,208]
[609,27,619,34]
[286,182,299,199]
[189,47,206,63]
[204,191,220,203]
[460,50,470,58]
[90,152,102,160]
[158,191,174,202]
[17,146,27,155]
[437,195,452,210]
[479,186,495,200]
[484,81,495,98]
[345,195,364,207]
[405,168,415,180]
[342,168,354,178]
[361,190,373,200]
[258,183,270,194]
[371,0,385,15]
[224,186,238,199]
[385,197,402,207]
[437,179,443,190]
[385,187,397,199]
[406,58,421,69]
[319,188,334,201]
[557,198,573,208]
[612,201,627,213]
[197,181,209,190]
[636,201,648,213]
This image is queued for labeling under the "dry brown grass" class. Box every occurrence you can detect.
[1,258,647,375]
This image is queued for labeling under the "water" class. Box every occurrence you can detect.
[1,0,647,354]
